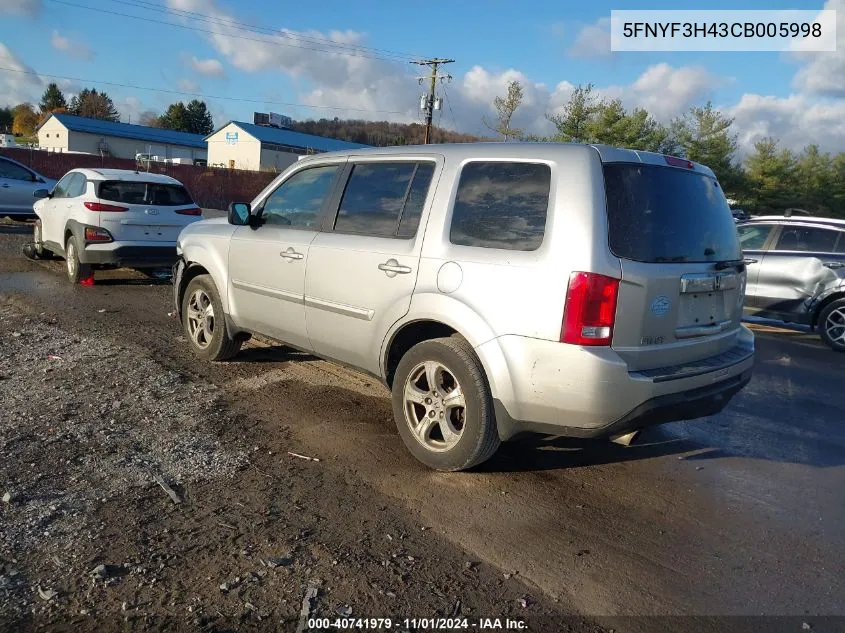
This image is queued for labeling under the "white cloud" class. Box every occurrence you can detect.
[0,0,40,17]
[567,18,612,58]
[791,0,844,97]
[0,43,42,107]
[177,78,200,92]
[50,30,95,61]
[187,56,225,78]
[729,93,845,156]
[619,63,724,121]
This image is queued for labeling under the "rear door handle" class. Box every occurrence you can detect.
[378,259,412,275]
[823,261,844,269]
[280,247,304,261]
[1,184,9,188]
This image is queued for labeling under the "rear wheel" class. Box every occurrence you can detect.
[32,221,46,258]
[391,336,500,471]
[819,298,845,352]
[181,274,242,361]
[65,236,91,284]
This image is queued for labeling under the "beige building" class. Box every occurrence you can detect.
[37,113,207,162]
[205,121,368,171]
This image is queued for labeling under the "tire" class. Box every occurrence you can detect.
[818,298,845,352]
[65,235,91,284]
[391,336,500,471]
[181,274,242,361]
[32,221,45,258]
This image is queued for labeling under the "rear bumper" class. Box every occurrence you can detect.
[476,328,755,441]
[82,241,178,268]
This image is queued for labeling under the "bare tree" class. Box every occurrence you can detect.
[484,80,524,141]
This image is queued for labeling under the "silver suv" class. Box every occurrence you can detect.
[173,144,754,471]
[738,216,845,351]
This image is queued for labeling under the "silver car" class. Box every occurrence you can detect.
[173,143,754,470]
[739,216,845,351]
[0,155,55,219]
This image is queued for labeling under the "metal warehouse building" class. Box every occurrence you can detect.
[37,113,208,162]
[205,121,369,171]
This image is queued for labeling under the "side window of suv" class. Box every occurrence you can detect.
[450,161,551,251]
[51,173,75,199]
[737,224,773,251]
[776,226,839,253]
[334,162,435,238]
[259,165,338,228]
[65,173,87,198]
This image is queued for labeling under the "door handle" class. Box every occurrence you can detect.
[1,184,9,188]
[378,259,412,275]
[743,258,758,265]
[823,261,844,269]
[280,247,304,261]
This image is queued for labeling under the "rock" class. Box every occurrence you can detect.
[219,583,229,592]
[89,564,108,580]
[11,332,21,338]
[2,491,11,504]
[803,624,812,631]
[266,556,293,568]
[518,598,529,609]
[336,605,353,617]
[37,586,58,601]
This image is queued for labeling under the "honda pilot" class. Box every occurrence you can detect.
[172,143,754,471]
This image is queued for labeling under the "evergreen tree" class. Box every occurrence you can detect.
[39,83,67,113]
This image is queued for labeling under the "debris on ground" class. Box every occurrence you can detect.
[287,451,320,462]
[153,473,182,504]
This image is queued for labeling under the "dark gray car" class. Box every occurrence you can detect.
[738,216,845,351]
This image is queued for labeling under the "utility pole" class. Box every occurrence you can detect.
[411,58,454,144]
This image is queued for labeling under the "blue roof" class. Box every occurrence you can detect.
[212,121,370,152]
[43,113,207,149]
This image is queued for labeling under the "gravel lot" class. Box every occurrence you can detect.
[0,285,594,632]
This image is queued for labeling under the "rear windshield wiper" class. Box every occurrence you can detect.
[653,255,689,263]
[715,258,756,271]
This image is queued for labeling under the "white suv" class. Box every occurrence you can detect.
[173,144,755,471]
[32,168,202,283]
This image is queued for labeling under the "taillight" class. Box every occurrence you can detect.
[175,206,202,216]
[84,201,127,212]
[84,227,112,242]
[561,272,620,346]
[664,155,694,169]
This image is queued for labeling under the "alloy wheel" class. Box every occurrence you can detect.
[186,289,215,349]
[825,307,845,347]
[403,360,467,452]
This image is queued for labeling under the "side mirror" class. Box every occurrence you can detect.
[33,189,49,199]
[228,202,251,226]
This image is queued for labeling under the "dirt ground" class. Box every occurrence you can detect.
[0,293,598,632]
[3,218,845,633]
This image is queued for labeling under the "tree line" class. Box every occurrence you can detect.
[488,81,845,219]
[0,83,214,138]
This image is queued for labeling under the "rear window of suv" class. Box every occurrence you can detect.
[604,164,740,263]
[98,181,193,206]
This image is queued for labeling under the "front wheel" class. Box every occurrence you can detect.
[819,298,845,352]
[391,336,500,471]
[181,274,242,361]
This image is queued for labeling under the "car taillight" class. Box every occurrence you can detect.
[561,272,620,346]
[175,206,202,216]
[84,201,127,212]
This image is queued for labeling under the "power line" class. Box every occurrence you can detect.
[0,66,409,115]
[104,0,424,62]
[46,0,417,64]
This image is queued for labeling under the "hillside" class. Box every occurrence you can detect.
[288,118,487,147]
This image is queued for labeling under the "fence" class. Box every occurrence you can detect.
[0,147,278,210]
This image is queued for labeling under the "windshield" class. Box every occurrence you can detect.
[98,181,193,206]
[603,163,741,264]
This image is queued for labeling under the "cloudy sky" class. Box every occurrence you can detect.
[0,0,842,157]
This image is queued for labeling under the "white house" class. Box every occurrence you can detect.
[205,121,369,171]
[37,113,207,162]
